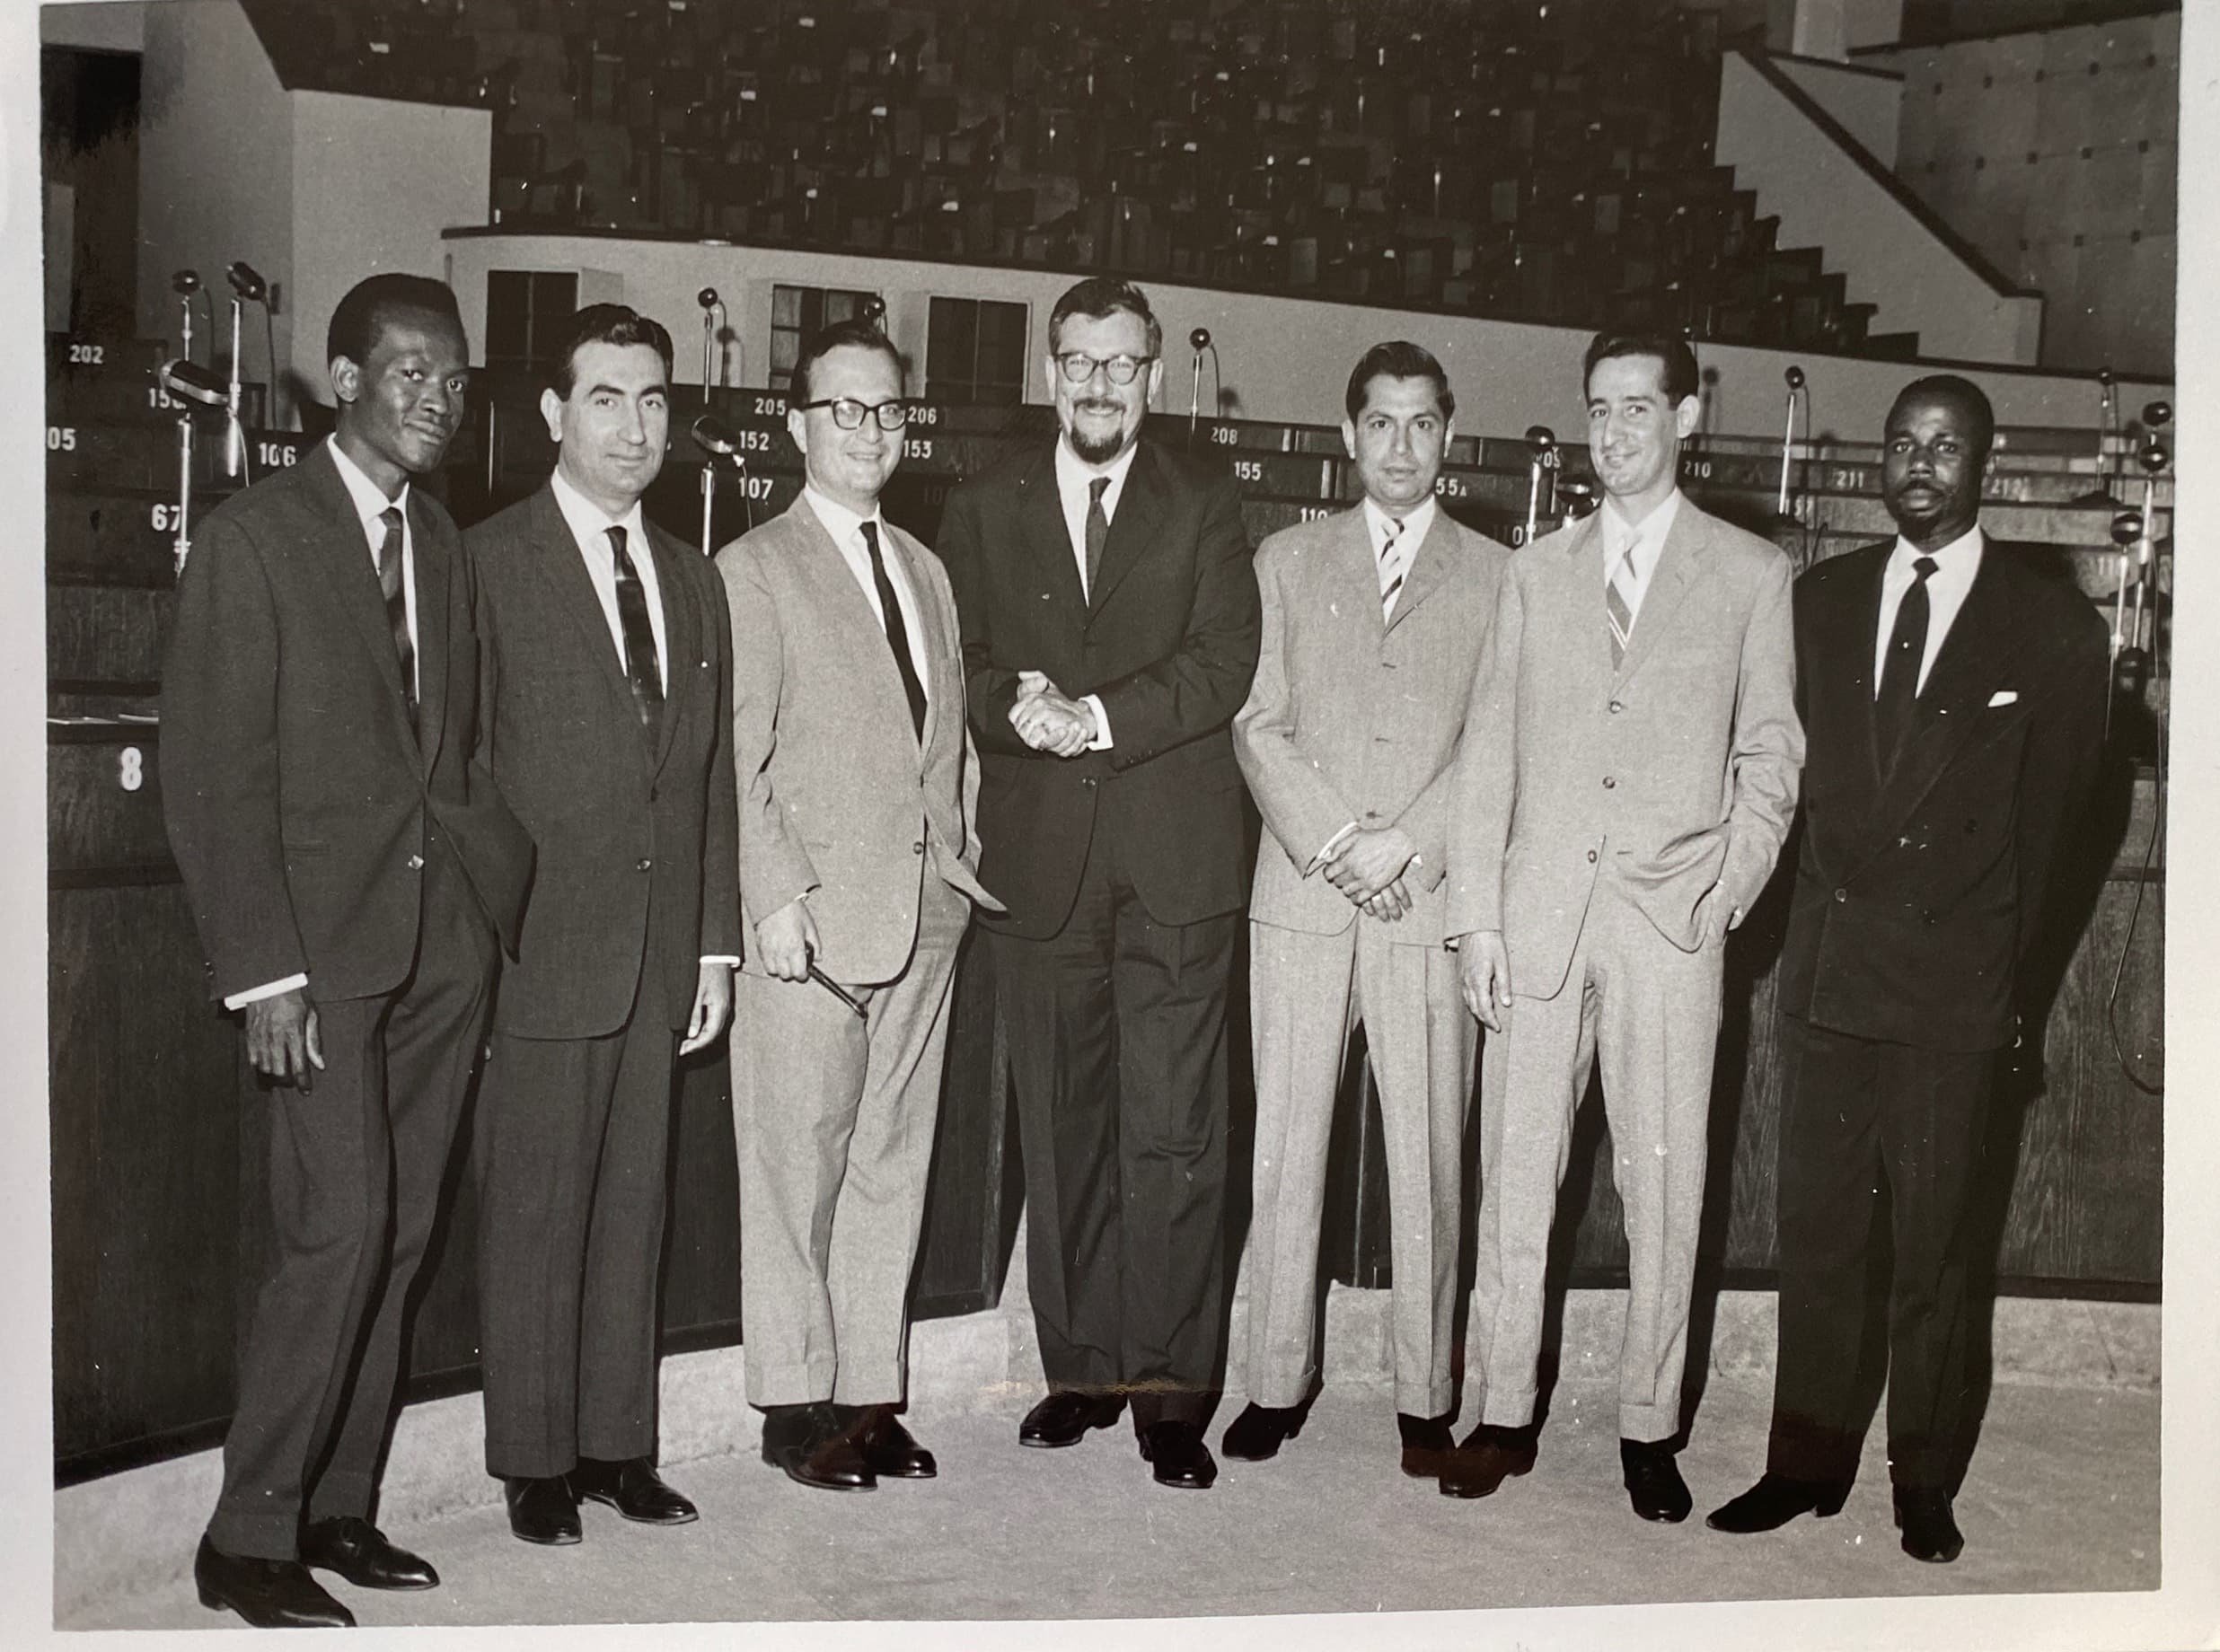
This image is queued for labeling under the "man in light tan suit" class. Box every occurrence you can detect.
[1225,342,1508,1478]
[1441,331,1802,1518]
[718,320,1000,1493]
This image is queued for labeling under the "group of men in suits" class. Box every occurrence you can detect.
[159,266,2106,1627]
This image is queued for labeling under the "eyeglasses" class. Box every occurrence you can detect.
[1054,352,1155,386]
[795,397,912,431]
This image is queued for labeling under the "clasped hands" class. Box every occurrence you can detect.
[1322,826,1419,923]
[1009,670,1098,758]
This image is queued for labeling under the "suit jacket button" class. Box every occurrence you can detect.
[1609,699,1624,714]
[408,854,425,870]
[637,857,653,872]
[913,840,925,856]
[1833,887,1847,903]
[1586,849,1597,864]
[1602,776,1616,789]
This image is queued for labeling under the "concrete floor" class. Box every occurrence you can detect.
[66,1368,2157,1634]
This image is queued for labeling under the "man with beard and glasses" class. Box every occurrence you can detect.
[1442,329,1802,1522]
[1708,375,2106,1564]
[163,273,531,1628]
[465,304,738,1546]
[938,277,1260,1491]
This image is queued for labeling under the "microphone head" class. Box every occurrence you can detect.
[698,286,720,310]
[1784,365,1805,391]
[2139,438,2170,474]
[158,358,231,407]
[2142,399,2172,428]
[2110,510,2144,546]
[1524,425,1554,452]
[692,414,742,457]
[1189,327,1211,351]
[2099,367,2115,388]
[171,268,201,296]
[226,261,267,301]
[861,296,887,325]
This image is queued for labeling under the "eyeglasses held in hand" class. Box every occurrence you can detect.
[795,397,912,431]
[1054,352,1155,386]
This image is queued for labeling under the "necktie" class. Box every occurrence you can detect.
[1875,554,1939,763]
[374,505,418,733]
[1605,527,1639,668]
[1084,476,1110,602]
[860,520,928,743]
[606,524,665,746]
[1378,514,1405,620]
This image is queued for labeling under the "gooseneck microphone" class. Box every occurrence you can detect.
[692,413,750,551]
[1524,425,1555,545]
[698,287,727,399]
[1776,365,1805,517]
[172,269,203,366]
[157,358,234,573]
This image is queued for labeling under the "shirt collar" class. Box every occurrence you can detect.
[801,482,885,549]
[1361,494,1435,551]
[1889,521,1984,575]
[551,464,649,551]
[1055,432,1141,500]
[1600,487,1681,558]
[327,436,410,530]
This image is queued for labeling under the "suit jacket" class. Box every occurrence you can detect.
[162,443,533,1006]
[1235,504,1511,947]
[1447,496,1803,999]
[467,484,741,1038]
[1777,535,2108,1052]
[936,437,1263,938]
[717,497,998,986]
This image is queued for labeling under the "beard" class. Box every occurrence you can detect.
[1067,401,1133,465]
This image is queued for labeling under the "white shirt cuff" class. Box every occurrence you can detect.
[1082,694,1113,751]
[1309,821,1361,874]
[700,955,741,967]
[225,973,307,1011]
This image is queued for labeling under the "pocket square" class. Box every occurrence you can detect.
[1987,690,2019,708]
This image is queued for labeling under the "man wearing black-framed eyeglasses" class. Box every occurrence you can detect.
[938,276,1261,1492]
[792,395,913,432]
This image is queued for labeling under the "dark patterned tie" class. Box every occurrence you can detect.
[1378,514,1405,620]
[374,505,417,733]
[860,520,928,743]
[606,524,664,746]
[1085,476,1110,602]
[1875,554,1939,763]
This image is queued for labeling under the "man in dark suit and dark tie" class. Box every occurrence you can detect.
[937,277,1261,1490]
[1707,375,2108,1563]
[163,273,532,1629]
[465,304,739,1544]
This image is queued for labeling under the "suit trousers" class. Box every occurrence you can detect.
[1766,1015,1995,1490]
[1471,877,1722,1442]
[209,831,496,1560]
[474,962,676,1478]
[992,819,1238,1430]
[733,875,970,1407]
[1244,918,1473,1417]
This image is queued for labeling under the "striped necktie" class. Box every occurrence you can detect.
[1605,525,1639,668]
[374,505,418,734]
[606,524,665,747]
[1378,514,1405,620]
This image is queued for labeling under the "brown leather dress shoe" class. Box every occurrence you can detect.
[1438,1422,1538,1499]
[194,1533,355,1629]
[569,1457,700,1525]
[844,1407,938,1479]
[300,1515,439,1589]
[1018,1391,1126,1448]
[762,1401,876,1491]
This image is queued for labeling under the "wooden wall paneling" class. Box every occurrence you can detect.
[48,584,170,685]
[49,737,170,870]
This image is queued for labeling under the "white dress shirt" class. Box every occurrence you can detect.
[802,484,930,689]
[1598,487,1682,630]
[1363,493,1436,617]
[1873,523,1984,697]
[227,439,424,1010]
[1051,435,1127,750]
[551,466,669,694]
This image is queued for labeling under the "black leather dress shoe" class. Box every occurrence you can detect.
[844,1407,938,1480]
[1621,1438,1694,1524]
[504,1475,583,1545]
[762,1401,876,1491]
[1018,1391,1126,1448]
[1893,1486,1964,1563]
[1137,1419,1218,1489]
[1438,1422,1537,1499]
[300,1516,439,1589]
[569,1457,700,1525]
[1220,1402,1303,1462]
[194,1534,355,1629]
[1396,1412,1456,1479]
[1706,1472,1851,1533]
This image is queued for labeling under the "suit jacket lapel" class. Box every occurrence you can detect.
[1385,508,1457,632]
[526,484,650,767]
[642,522,698,778]
[1612,501,1705,685]
[1088,443,1165,614]
[301,445,415,747]
[409,497,451,775]
[1562,510,1614,681]
[1018,446,1088,614]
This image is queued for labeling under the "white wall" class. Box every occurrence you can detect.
[289,90,492,399]
[1775,55,1903,167]
[40,1,146,53]
[1716,49,2042,364]
[137,0,293,374]
[441,231,2158,446]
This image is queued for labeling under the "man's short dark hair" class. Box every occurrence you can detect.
[542,303,675,399]
[1582,330,1701,407]
[1890,373,1996,458]
[326,273,463,369]
[1344,340,1455,424]
[790,318,906,405]
[1047,276,1164,360]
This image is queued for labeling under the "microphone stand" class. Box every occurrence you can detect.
[1775,365,1805,518]
[225,293,246,479]
[1524,426,1555,545]
[699,287,726,403]
[158,359,232,571]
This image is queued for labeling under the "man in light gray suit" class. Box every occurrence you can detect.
[1226,342,1508,1477]
[718,320,1000,1492]
[1443,331,1802,1518]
